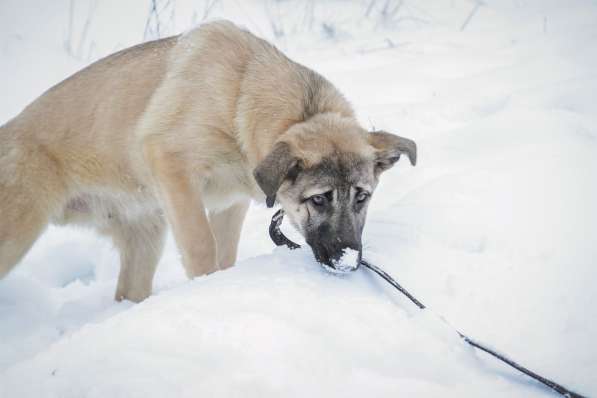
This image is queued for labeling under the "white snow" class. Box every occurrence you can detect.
[1,1,597,397]
[326,248,360,274]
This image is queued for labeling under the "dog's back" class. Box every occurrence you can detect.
[0,36,177,279]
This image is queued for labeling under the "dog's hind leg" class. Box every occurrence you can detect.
[0,197,49,278]
[209,200,250,270]
[108,214,166,302]
[0,142,59,278]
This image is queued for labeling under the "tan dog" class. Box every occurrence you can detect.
[0,21,416,302]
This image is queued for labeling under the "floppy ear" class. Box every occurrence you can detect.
[253,142,300,208]
[368,131,417,173]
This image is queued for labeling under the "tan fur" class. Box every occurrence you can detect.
[0,21,404,301]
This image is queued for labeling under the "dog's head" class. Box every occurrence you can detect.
[254,114,416,273]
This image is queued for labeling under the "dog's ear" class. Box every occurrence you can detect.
[368,131,417,173]
[253,142,300,208]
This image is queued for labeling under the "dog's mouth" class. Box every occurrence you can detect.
[317,248,362,274]
[333,248,362,272]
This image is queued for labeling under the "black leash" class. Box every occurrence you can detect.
[269,209,588,398]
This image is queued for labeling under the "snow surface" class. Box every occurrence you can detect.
[1,1,597,397]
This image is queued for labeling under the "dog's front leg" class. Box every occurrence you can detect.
[209,200,250,270]
[143,142,218,278]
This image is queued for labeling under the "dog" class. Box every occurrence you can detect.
[0,21,416,302]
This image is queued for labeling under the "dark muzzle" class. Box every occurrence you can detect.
[269,209,361,273]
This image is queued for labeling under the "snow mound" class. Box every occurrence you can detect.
[0,249,544,398]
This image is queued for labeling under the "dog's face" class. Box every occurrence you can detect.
[254,117,416,273]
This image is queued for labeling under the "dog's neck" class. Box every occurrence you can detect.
[235,58,356,169]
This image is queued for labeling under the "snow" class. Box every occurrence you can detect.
[1,1,596,397]
[325,248,360,274]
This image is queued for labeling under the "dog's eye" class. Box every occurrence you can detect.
[310,194,326,206]
[355,191,370,203]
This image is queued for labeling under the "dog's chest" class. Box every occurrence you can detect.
[199,160,259,211]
